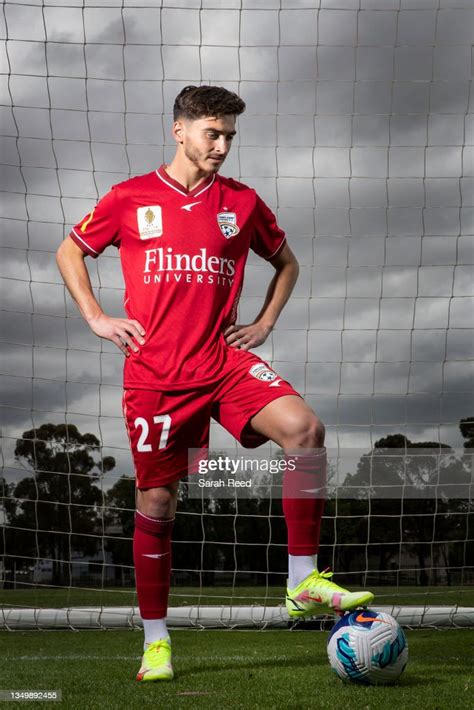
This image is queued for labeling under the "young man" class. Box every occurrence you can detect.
[56,85,374,682]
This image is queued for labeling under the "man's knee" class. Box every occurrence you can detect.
[137,484,178,519]
[281,412,325,449]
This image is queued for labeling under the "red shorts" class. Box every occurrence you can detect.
[122,348,300,489]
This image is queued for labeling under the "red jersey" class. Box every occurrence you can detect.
[69,165,286,390]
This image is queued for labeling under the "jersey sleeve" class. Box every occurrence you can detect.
[250,193,287,261]
[69,187,120,258]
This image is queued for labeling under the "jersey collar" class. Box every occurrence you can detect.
[156,164,216,198]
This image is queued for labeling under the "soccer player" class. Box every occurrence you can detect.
[56,85,374,682]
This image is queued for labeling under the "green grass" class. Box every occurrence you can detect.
[1,585,474,609]
[0,628,472,709]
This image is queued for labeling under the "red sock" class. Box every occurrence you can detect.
[283,448,327,555]
[133,511,174,619]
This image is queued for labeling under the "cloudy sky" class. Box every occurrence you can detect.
[1,0,473,489]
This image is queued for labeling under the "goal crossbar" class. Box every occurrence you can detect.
[2,606,473,631]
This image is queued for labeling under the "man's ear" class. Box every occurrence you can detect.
[173,120,185,144]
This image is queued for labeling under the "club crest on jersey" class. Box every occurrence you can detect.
[137,205,163,239]
[249,363,277,383]
[217,212,239,239]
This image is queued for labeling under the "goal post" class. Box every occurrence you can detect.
[2,604,474,631]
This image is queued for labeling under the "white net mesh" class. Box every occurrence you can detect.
[1,0,473,628]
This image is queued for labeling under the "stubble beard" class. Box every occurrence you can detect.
[184,143,223,174]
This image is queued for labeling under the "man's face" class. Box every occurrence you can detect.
[174,115,236,174]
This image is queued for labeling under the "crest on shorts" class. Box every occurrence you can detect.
[217,212,239,239]
[249,363,277,383]
[137,205,163,239]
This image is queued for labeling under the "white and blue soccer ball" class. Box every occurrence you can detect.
[327,609,408,685]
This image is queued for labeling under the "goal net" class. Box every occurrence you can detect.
[1,0,473,631]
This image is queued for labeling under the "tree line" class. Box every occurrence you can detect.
[1,418,472,587]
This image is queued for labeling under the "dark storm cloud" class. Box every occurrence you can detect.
[1,3,473,456]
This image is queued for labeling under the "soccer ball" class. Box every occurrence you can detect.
[327,609,408,685]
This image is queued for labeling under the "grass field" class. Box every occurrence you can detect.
[2,586,472,707]
[2,585,474,609]
[1,628,472,709]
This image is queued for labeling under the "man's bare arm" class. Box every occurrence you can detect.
[224,243,299,350]
[56,236,145,357]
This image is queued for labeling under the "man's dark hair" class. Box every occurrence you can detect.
[173,85,246,122]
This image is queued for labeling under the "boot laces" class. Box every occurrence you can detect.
[313,568,343,592]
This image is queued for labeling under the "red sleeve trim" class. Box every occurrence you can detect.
[70,228,100,258]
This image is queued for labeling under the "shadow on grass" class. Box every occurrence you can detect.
[173,655,471,685]
[174,655,320,679]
